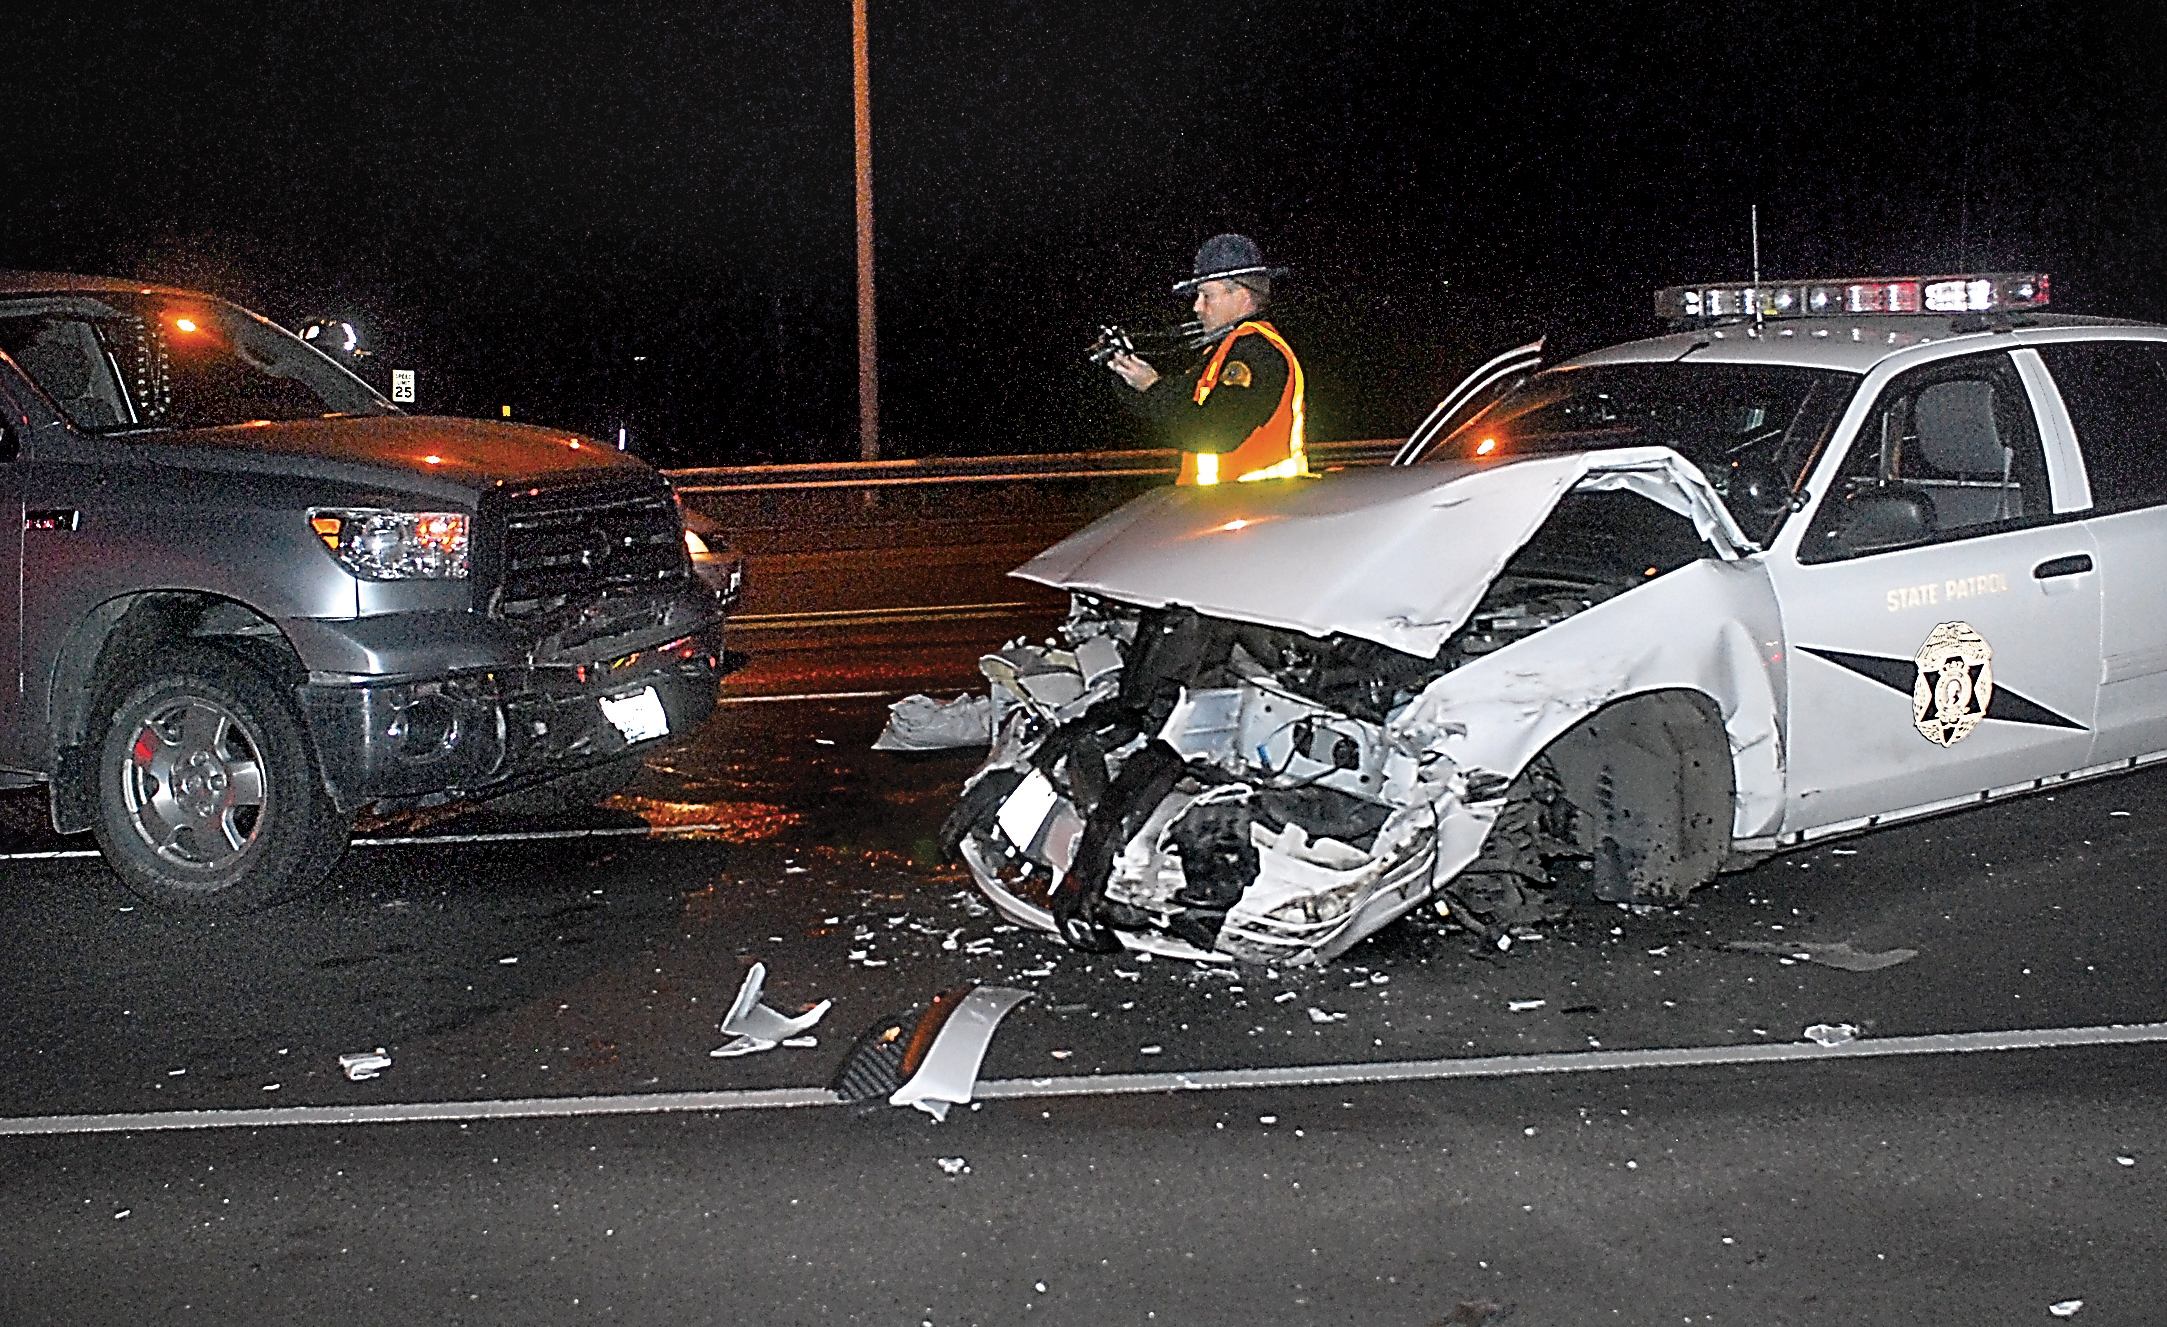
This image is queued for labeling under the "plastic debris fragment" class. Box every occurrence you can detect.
[2050,1301,2084,1318]
[888,985,1033,1120]
[339,1049,392,1081]
[1507,999,1546,1012]
[873,693,995,751]
[710,962,833,1058]
[1803,1023,1858,1046]
[936,1156,969,1176]
[1306,1007,1347,1024]
[1725,940,1917,971]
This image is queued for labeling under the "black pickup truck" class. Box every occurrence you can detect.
[0,272,734,907]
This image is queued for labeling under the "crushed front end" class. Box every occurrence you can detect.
[928,452,1777,966]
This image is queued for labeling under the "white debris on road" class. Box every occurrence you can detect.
[1725,940,1917,971]
[339,1050,392,1081]
[1803,1023,1859,1046]
[710,963,833,1058]
[873,693,994,751]
[1508,999,1546,1012]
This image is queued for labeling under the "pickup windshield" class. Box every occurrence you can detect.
[1438,361,1859,536]
[0,292,392,434]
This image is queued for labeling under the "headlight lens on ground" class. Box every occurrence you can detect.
[310,509,471,580]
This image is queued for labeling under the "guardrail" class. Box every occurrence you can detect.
[664,438,1403,492]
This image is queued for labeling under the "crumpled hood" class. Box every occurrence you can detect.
[1013,447,1756,659]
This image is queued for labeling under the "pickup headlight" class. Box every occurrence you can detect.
[309,508,471,580]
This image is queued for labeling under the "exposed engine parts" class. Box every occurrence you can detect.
[932,553,1674,963]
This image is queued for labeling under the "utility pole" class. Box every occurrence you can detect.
[853,0,879,462]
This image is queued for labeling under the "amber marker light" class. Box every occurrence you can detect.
[173,318,199,333]
[1475,438,1498,456]
[310,515,342,550]
[1219,518,1251,532]
[422,454,444,465]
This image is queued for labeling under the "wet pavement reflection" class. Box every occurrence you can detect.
[1,620,2164,1125]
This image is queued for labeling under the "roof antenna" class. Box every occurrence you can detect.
[1750,203,1764,330]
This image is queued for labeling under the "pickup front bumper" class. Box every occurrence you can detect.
[297,605,725,814]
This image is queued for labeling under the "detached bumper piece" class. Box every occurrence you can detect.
[830,984,1033,1120]
[300,627,723,813]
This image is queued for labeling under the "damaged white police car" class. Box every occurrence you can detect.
[918,273,2167,966]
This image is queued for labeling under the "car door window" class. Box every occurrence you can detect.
[0,315,134,430]
[2033,341,2167,512]
[1799,351,2050,563]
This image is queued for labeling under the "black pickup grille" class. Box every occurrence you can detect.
[481,477,688,615]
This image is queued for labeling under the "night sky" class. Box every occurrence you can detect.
[7,3,2163,467]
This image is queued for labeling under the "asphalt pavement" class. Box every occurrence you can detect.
[2,613,2163,1324]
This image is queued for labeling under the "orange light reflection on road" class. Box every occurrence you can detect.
[613,795,804,841]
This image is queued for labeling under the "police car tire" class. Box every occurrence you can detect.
[90,644,351,910]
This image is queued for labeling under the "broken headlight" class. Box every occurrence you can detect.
[309,508,471,580]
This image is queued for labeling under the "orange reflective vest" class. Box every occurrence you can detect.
[1178,320,1309,485]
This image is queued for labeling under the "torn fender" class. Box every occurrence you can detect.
[1393,556,1787,852]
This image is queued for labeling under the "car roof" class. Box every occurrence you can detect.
[0,270,213,301]
[1566,313,2160,374]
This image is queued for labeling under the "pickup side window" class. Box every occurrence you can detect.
[0,315,135,429]
[2033,341,2167,513]
[1799,350,2050,563]
[0,294,388,435]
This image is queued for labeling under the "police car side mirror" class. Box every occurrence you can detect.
[1820,487,1937,559]
[1725,458,1791,521]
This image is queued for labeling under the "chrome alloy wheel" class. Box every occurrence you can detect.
[120,695,270,871]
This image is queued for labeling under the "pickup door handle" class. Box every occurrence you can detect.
[2033,554,2095,579]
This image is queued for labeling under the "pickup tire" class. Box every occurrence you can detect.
[90,644,351,909]
[481,754,645,818]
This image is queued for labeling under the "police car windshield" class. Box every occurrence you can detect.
[0,293,392,435]
[1438,361,1857,533]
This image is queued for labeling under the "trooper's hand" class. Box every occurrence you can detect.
[1107,351,1160,392]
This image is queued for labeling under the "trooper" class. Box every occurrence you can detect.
[1106,233,1309,485]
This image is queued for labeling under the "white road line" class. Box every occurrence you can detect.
[973,1021,2167,1099]
[0,824,739,861]
[0,1087,838,1136]
[714,689,900,705]
[3,1021,2161,1138]
[349,824,733,848]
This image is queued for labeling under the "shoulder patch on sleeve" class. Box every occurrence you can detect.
[1220,360,1252,388]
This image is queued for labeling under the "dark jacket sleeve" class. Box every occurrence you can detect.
[1115,331,1288,454]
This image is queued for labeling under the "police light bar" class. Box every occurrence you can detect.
[1656,273,2049,324]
